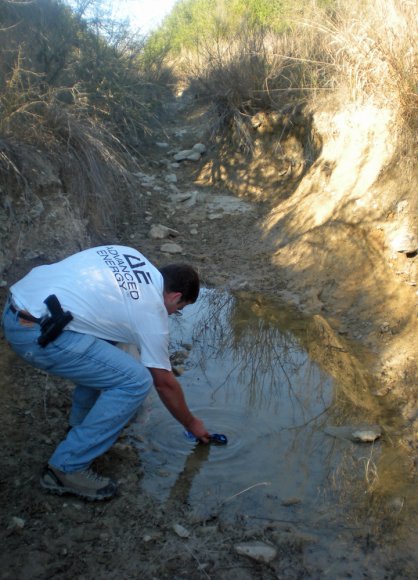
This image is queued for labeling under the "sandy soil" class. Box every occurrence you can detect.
[0,91,416,578]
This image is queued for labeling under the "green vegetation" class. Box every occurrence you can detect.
[149,0,336,53]
[0,0,416,215]
[145,0,416,151]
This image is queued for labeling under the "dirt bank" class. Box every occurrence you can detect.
[0,90,417,578]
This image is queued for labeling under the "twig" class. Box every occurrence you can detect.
[221,481,271,505]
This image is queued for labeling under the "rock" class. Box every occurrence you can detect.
[173,149,194,161]
[170,350,189,365]
[173,149,202,162]
[185,150,201,161]
[155,142,169,148]
[351,425,382,442]
[234,541,277,563]
[173,523,190,538]
[9,516,26,529]
[164,173,177,183]
[281,497,302,506]
[160,242,183,254]
[168,192,193,203]
[388,226,418,253]
[192,143,206,153]
[149,224,179,240]
[184,191,198,207]
[324,424,382,443]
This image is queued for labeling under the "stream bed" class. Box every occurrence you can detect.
[129,288,418,576]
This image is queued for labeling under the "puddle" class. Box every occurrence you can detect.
[130,288,418,573]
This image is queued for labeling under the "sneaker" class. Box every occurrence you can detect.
[40,465,117,501]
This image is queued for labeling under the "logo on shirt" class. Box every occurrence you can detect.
[97,247,152,300]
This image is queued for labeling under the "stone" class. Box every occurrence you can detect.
[149,224,179,240]
[183,192,198,207]
[160,242,183,254]
[173,149,202,162]
[9,516,26,529]
[164,173,177,183]
[324,424,382,443]
[186,150,201,161]
[388,226,418,253]
[350,425,382,442]
[281,497,302,506]
[173,149,194,161]
[168,192,192,203]
[234,541,277,563]
[173,523,190,538]
[192,143,206,153]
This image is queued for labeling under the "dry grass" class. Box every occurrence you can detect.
[319,0,417,126]
[0,98,139,228]
[0,0,168,230]
[178,0,417,150]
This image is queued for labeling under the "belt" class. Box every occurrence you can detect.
[9,302,41,324]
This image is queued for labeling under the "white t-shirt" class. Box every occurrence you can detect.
[10,245,171,370]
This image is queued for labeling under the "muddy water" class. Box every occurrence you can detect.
[130,289,418,574]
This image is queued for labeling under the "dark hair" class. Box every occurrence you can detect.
[159,263,200,303]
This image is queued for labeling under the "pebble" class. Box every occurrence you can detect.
[173,149,202,162]
[149,224,179,240]
[281,497,302,506]
[173,523,190,538]
[192,143,206,153]
[9,516,25,529]
[324,424,382,443]
[351,426,382,442]
[234,541,277,563]
[160,242,183,254]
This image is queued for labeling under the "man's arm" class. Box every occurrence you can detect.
[148,367,210,443]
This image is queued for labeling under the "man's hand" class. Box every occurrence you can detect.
[149,367,210,443]
[185,416,210,444]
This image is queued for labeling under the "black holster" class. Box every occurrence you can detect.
[38,295,73,348]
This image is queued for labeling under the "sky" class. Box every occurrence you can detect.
[110,0,178,34]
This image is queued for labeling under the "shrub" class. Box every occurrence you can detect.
[163,0,416,150]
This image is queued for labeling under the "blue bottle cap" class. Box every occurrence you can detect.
[183,431,228,445]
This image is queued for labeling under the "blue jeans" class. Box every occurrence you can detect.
[2,298,152,473]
